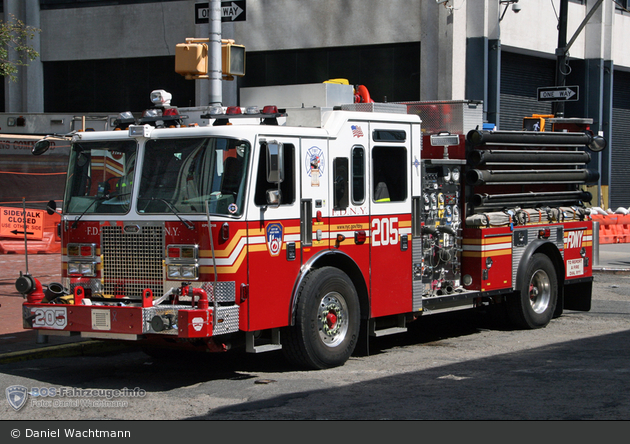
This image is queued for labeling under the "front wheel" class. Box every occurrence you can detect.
[507,253,558,329]
[283,267,360,370]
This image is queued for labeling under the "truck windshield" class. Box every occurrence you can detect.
[63,140,137,214]
[137,137,250,217]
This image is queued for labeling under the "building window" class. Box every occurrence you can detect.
[615,0,629,13]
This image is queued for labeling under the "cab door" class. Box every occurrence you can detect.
[245,137,302,331]
[300,138,330,264]
[369,123,413,317]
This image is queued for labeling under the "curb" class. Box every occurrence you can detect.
[593,267,630,275]
[0,340,137,365]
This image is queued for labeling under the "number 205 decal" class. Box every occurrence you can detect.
[30,307,67,329]
[372,217,399,247]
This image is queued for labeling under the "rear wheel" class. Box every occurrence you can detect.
[283,267,360,369]
[507,253,558,329]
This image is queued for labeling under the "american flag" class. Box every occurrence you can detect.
[351,125,363,138]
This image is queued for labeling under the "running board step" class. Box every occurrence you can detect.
[422,291,477,314]
[246,329,282,353]
[369,315,407,337]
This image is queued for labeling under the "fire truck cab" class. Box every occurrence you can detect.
[17,85,604,369]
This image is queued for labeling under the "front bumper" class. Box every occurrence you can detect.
[22,303,240,340]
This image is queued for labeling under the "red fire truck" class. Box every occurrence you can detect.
[15,85,605,369]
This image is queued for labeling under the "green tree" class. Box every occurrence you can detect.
[0,14,40,82]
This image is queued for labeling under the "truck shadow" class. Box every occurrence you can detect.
[0,308,509,392]
[195,328,630,420]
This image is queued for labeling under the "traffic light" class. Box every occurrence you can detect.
[175,38,245,80]
[523,114,554,132]
[221,40,245,79]
[175,42,208,80]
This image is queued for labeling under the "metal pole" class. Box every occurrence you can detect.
[554,0,569,118]
[592,220,600,266]
[22,197,28,274]
[209,0,222,105]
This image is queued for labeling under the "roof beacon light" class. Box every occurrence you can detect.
[208,105,224,115]
[151,90,172,107]
[142,109,161,118]
[245,106,259,115]
[226,106,242,115]
[262,105,279,115]
[119,111,134,120]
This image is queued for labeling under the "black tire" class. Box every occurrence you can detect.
[507,253,558,329]
[283,267,360,370]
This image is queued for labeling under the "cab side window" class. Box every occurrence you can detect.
[254,143,295,206]
[352,146,365,205]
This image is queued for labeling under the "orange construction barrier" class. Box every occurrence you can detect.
[592,214,618,244]
[0,208,61,254]
[618,214,630,244]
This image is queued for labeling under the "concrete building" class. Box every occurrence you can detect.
[1,0,629,209]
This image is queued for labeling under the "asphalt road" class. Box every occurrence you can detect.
[1,270,628,421]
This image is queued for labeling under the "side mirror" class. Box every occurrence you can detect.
[32,139,51,156]
[46,200,57,215]
[266,189,281,207]
[586,133,606,153]
[265,141,284,183]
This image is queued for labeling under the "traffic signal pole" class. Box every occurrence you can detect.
[553,0,569,118]
[209,0,222,105]
[554,0,605,117]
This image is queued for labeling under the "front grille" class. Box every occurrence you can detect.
[101,224,164,299]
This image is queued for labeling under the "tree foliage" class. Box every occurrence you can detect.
[0,14,41,82]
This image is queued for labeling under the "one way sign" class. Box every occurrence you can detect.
[195,1,246,24]
[537,86,579,102]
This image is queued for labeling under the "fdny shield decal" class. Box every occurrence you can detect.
[266,223,284,257]
[6,385,28,411]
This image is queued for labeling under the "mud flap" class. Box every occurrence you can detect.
[563,277,592,312]
[353,318,370,357]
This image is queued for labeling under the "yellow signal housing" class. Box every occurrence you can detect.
[175,43,208,79]
[175,38,245,80]
[221,40,246,80]
[523,114,554,132]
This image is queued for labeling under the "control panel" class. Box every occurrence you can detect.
[417,160,464,297]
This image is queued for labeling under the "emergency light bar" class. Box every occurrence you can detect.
[202,105,286,126]
[202,105,285,120]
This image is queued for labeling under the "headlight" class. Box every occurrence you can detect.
[167,264,198,280]
[167,265,181,279]
[80,263,95,276]
[68,262,81,275]
[180,265,198,279]
[68,261,96,277]
[166,244,199,281]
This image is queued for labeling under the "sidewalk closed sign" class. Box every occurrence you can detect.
[0,207,44,240]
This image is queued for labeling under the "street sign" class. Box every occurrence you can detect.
[0,207,44,240]
[537,86,579,102]
[195,1,246,24]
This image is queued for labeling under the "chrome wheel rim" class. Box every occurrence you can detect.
[529,269,551,314]
[317,292,349,348]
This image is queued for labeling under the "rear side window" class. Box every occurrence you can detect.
[372,146,407,203]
